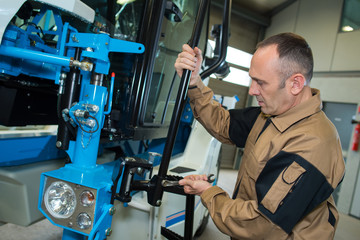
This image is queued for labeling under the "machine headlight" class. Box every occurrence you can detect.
[77,212,92,229]
[40,176,98,234]
[80,190,95,207]
[44,181,76,218]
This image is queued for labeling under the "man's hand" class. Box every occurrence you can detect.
[174,44,203,86]
[179,174,212,195]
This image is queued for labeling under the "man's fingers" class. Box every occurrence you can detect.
[182,44,195,54]
[183,44,202,59]
[174,44,202,84]
[175,57,196,70]
[174,55,197,76]
[194,47,203,61]
[177,52,198,65]
[179,178,193,186]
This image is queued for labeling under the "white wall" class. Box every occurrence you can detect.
[311,76,360,104]
[332,31,360,71]
[266,0,360,104]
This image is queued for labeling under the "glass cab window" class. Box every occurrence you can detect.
[143,0,207,125]
[83,0,208,132]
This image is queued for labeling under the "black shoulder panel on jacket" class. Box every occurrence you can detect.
[256,151,334,234]
[228,107,261,148]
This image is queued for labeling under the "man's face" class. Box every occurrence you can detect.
[248,45,294,116]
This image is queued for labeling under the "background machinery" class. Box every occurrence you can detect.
[0,0,231,239]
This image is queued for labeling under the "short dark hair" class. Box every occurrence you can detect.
[256,32,314,87]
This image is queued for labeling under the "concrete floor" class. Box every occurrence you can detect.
[0,169,359,239]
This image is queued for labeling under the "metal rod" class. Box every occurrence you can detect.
[184,195,195,240]
[144,0,210,207]
[158,0,209,178]
[0,45,72,67]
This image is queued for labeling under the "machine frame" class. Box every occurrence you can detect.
[0,0,231,239]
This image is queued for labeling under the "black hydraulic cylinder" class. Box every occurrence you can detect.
[56,49,81,150]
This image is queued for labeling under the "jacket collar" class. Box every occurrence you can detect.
[270,88,322,133]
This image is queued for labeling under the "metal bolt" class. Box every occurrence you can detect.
[71,34,79,43]
[63,108,69,114]
[79,61,93,72]
[156,200,162,206]
[56,141,62,148]
[58,73,66,94]
[68,222,73,228]
[105,228,112,236]
[60,72,67,80]
[109,207,116,215]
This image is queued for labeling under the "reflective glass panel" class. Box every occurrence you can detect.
[143,0,208,125]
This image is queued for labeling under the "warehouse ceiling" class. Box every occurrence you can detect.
[231,0,297,16]
[212,0,298,27]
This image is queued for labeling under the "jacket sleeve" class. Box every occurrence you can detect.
[187,78,260,147]
[200,186,275,239]
[187,79,233,144]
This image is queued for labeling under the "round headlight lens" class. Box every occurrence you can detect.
[80,190,95,207]
[77,212,92,229]
[44,181,76,219]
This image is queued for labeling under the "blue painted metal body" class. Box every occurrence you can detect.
[0,6,144,83]
[67,84,108,168]
[0,135,66,166]
[0,7,65,82]
[0,7,145,239]
[0,8,144,167]
[0,4,197,239]
[36,33,143,240]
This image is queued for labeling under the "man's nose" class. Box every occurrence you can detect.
[249,81,259,96]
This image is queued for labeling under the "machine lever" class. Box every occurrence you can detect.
[161,174,215,187]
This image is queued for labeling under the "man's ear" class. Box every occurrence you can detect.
[290,74,306,95]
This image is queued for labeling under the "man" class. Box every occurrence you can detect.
[174,33,345,239]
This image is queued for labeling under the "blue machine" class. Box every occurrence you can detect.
[0,1,231,239]
[0,5,145,240]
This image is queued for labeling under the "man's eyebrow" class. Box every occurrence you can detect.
[249,75,264,82]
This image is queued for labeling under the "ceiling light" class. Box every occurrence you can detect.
[342,26,354,32]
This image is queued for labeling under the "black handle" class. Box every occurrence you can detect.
[148,0,210,207]
[200,0,232,79]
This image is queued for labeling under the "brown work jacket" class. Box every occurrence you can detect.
[187,79,345,240]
